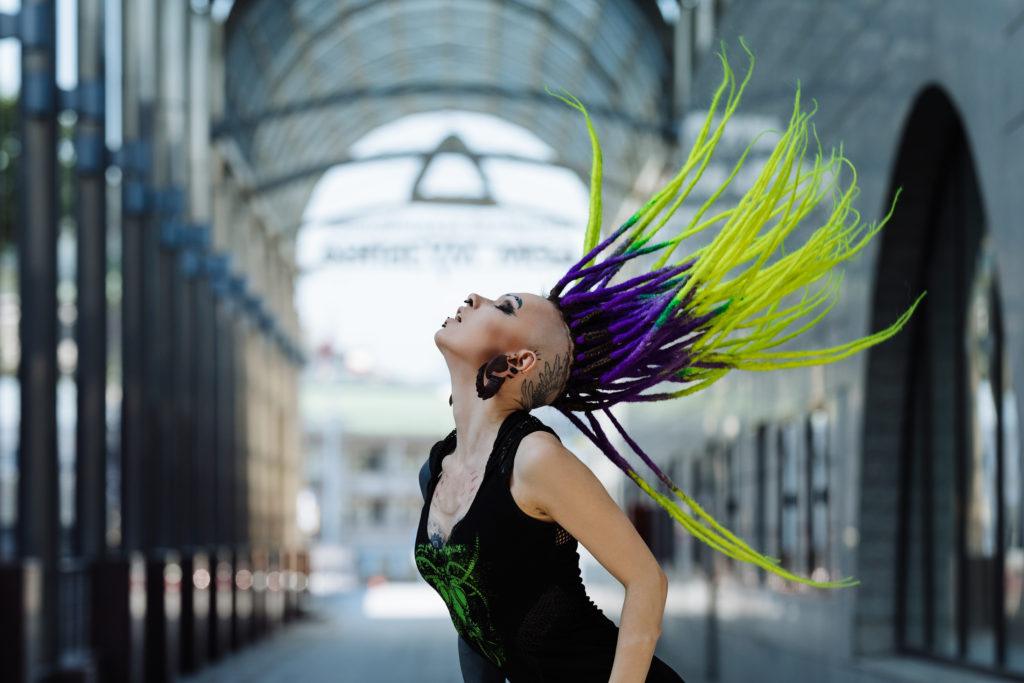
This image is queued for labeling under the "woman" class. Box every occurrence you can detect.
[415,42,920,682]
[416,291,683,682]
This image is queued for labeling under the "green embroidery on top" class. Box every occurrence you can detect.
[415,535,506,667]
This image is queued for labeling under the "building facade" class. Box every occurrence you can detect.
[630,2,1024,681]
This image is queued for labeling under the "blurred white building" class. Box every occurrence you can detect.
[301,377,454,582]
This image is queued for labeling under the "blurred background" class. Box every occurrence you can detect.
[0,0,1023,681]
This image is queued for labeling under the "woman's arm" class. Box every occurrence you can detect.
[512,432,668,683]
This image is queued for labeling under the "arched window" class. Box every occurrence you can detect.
[884,89,1021,674]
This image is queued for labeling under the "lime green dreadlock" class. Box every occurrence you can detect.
[546,39,923,588]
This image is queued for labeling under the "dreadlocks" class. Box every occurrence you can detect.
[544,40,923,588]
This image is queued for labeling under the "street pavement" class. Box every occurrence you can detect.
[179,583,464,683]
[179,580,704,683]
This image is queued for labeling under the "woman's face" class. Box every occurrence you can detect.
[435,291,566,367]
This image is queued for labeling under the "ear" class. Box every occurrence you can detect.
[508,349,538,376]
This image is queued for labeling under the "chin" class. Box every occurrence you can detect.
[434,326,454,353]
[434,333,473,372]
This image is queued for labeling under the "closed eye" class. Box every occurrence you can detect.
[496,301,516,315]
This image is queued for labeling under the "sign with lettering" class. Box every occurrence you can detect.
[297,204,580,273]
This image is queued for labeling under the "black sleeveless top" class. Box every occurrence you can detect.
[414,410,685,682]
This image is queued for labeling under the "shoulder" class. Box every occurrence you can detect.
[511,427,622,528]
[510,430,584,520]
[514,429,586,490]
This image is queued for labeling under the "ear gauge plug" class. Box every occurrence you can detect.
[476,354,511,399]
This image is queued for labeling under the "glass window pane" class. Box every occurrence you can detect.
[964,240,999,667]
[807,408,829,583]
[778,421,799,573]
[1004,389,1024,671]
[903,364,928,651]
[764,424,779,573]
[923,194,960,659]
[755,424,767,553]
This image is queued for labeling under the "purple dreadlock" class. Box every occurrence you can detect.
[539,40,922,588]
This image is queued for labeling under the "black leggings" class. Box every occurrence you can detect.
[458,636,505,682]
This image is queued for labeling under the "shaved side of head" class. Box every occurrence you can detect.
[518,295,574,410]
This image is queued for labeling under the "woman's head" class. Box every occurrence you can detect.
[435,291,573,410]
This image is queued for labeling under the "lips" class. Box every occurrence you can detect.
[442,300,471,328]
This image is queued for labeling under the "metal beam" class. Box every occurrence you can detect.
[74,0,107,562]
[18,0,59,668]
[212,83,675,142]
[120,0,148,557]
[225,0,657,113]
[251,148,607,195]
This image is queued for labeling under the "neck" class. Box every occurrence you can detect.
[446,359,524,464]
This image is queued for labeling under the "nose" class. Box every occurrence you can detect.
[458,294,476,317]
[467,293,485,309]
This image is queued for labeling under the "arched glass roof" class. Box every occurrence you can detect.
[295,110,591,383]
[219,0,674,240]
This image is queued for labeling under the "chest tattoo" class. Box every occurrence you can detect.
[428,466,483,547]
